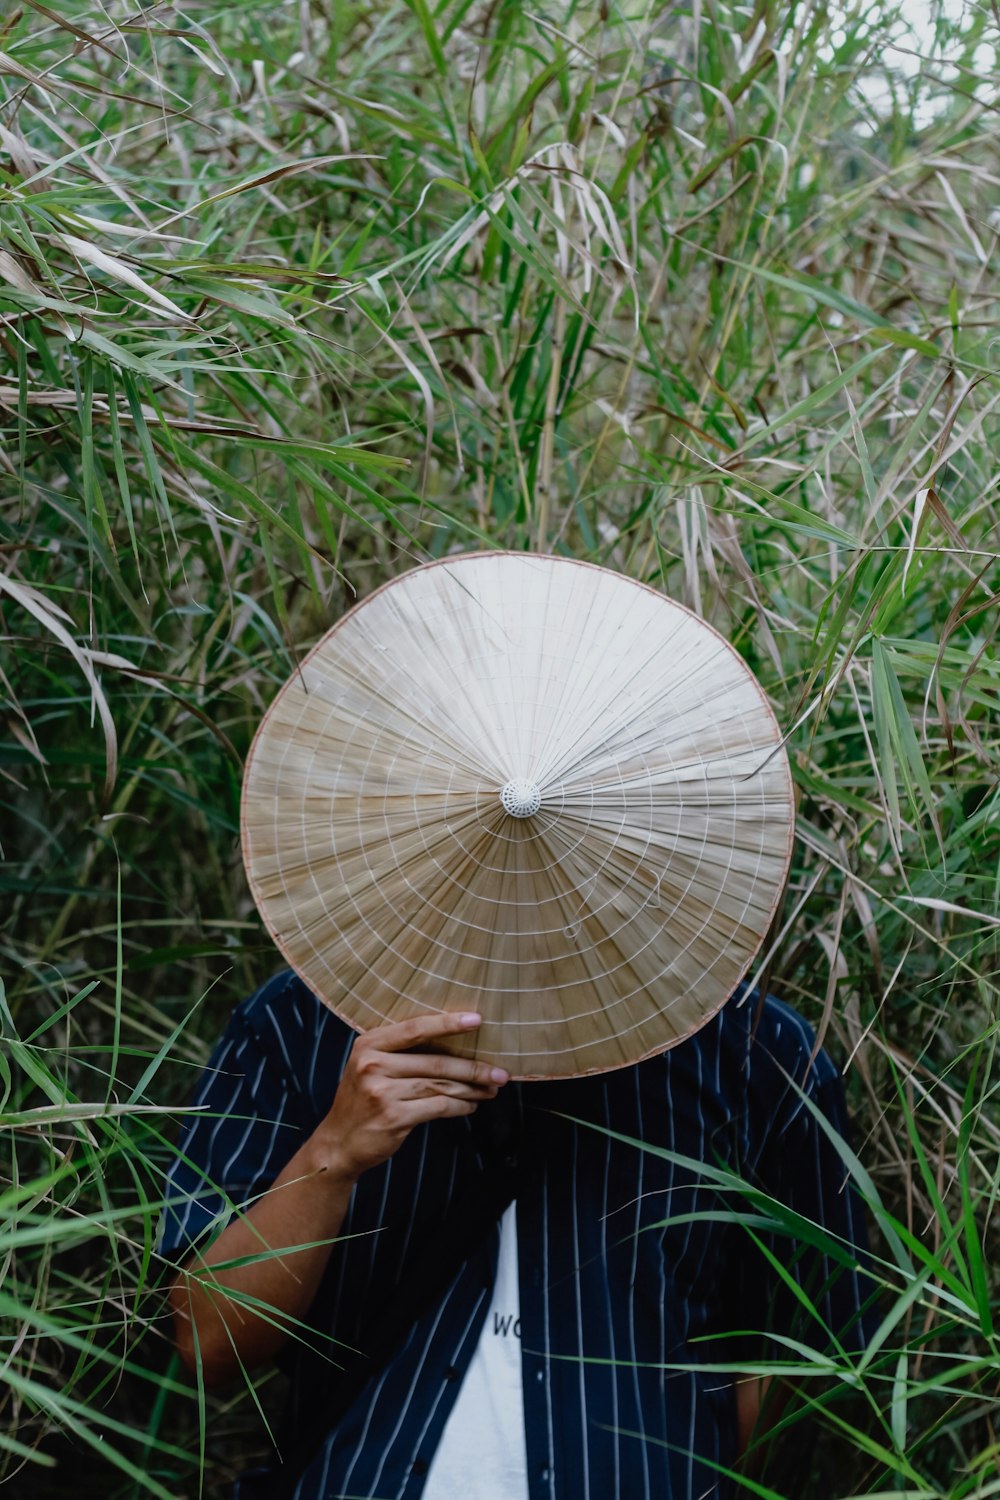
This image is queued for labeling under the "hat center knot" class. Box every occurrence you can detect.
[500,778,542,818]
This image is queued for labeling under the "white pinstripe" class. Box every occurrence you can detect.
[568,1117,591,1500]
[598,1082,621,1498]
[629,1067,653,1500]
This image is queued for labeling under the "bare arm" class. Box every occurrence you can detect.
[168,1009,507,1387]
[735,1375,771,1455]
[735,1374,790,1470]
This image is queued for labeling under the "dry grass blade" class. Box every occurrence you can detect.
[0,572,120,802]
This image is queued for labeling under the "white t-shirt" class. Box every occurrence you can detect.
[422,1202,529,1499]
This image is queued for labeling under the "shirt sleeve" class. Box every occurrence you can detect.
[157,987,307,1265]
[730,1040,880,1360]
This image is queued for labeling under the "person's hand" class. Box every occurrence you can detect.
[310,1011,508,1184]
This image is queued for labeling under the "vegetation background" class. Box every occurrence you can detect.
[1,0,998,1494]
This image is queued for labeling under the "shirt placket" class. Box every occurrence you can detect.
[517,1136,559,1500]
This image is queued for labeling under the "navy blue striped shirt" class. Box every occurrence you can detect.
[160,972,876,1500]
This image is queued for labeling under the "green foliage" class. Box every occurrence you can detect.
[0,0,997,1493]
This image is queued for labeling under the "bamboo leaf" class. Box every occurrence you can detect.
[57,233,188,319]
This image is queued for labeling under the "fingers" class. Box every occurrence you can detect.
[380,1050,509,1089]
[365,1010,484,1054]
[397,1076,500,1104]
[401,1095,479,1124]
[354,1013,510,1092]
[334,1012,510,1173]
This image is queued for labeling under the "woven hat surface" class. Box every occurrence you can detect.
[241,552,793,1078]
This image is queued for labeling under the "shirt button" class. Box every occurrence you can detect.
[411,1458,429,1476]
[540,1468,551,1483]
[444,1366,459,1383]
[535,1369,545,1383]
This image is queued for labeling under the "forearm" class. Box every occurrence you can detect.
[735,1374,771,1456]
[735,1374,790,1473]
[168,1007,502,1388]
[168,1130,356,1387]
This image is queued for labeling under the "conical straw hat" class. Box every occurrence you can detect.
[241,553,793,1079]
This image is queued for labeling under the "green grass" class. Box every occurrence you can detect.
[1,0,998,1493]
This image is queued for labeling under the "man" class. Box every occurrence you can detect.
[161,969,875,1500]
